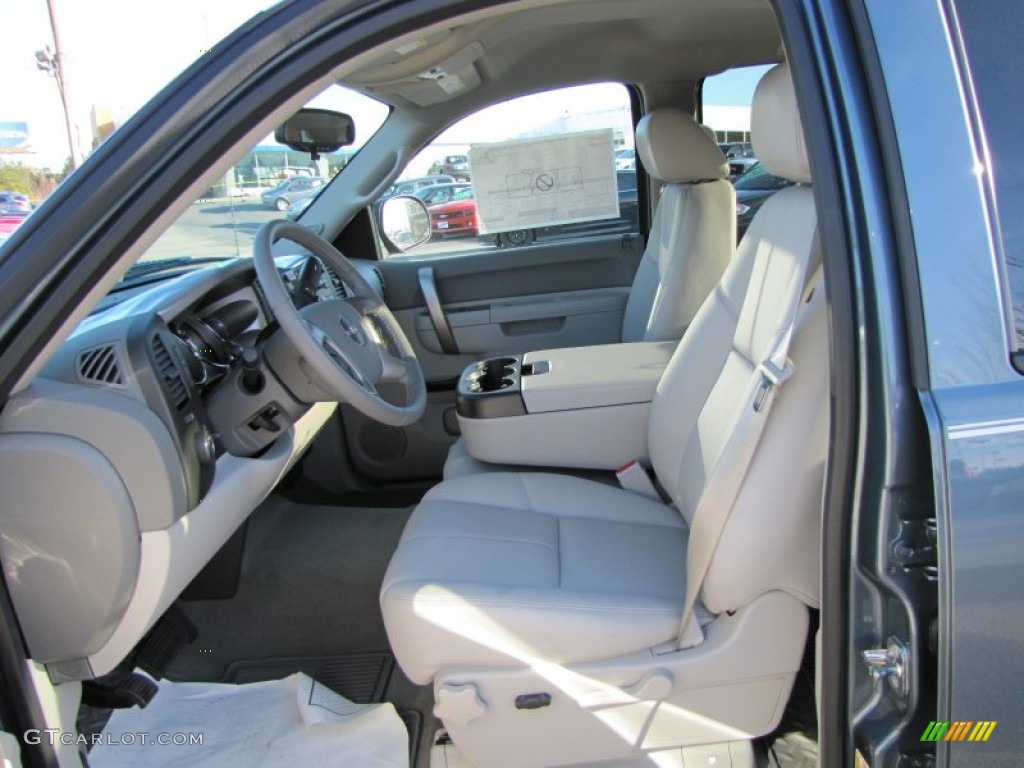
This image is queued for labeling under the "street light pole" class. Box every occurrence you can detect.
[36,0,82,170]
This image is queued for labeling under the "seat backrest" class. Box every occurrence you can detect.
[621,110,736,342]
[648,63,826,613]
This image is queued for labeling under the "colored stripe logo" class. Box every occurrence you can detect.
[921,721,996,742]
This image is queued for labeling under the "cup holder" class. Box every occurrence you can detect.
[468,356,521,393]
[457,355,528,418]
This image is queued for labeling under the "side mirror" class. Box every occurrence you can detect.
[275,108,355,160]
[379,195,431,253]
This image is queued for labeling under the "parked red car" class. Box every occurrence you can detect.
[0,211,30,245]
[428,187,477,236]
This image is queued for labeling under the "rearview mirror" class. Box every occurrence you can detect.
[379,196,431,253]
[275,108,355,160]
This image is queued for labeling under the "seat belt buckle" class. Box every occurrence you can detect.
[616,460,662,501]
[753,358,793,412]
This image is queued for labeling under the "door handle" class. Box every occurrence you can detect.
[418,267,459,354]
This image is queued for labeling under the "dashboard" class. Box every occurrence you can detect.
[39,254,379,506]
[171,257,346,397]
[0,253,382,682]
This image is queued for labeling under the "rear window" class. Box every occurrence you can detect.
[952,0,1024,352]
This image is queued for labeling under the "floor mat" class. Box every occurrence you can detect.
[162,497,434,765]
[166,498,412,683]
[221,654,425,765]
[223,653,394,703]
[89,672,407,767]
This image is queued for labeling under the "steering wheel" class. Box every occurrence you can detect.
[253,220,426,426]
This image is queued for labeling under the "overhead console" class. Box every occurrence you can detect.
[455,341,676,469]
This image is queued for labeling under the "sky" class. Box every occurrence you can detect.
[0,0,768,171]
[0,0,276,169]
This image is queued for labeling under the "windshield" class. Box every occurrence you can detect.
[137,85,387,267]
[1,1,291,261]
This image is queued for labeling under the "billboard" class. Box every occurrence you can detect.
[0,123,30,153]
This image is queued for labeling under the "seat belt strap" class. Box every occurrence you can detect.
[671,232,818,651]
[670,356,785,650]
[616,459,667,502]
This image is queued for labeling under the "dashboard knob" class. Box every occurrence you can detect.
[194,425,218,464]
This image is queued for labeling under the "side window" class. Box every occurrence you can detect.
[387,83,637,257]
[701,64,773,241]
[952,0,1024,354]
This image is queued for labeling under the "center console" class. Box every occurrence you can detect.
[455,342,675,469]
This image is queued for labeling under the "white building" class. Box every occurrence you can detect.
[702,105,752,143]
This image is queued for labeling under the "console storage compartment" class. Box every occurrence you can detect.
[455,342,675,469]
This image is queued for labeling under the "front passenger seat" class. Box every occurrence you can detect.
[382,63,825,767]
[621,109,735,342]
[443,109,734,479]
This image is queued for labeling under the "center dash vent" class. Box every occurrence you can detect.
[76,344,125,388]
[323,264,348,298]
[372,267,387,301]
[150,335,189,410]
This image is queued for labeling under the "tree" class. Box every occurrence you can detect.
[0,164,34,196]
[0,162,63,203]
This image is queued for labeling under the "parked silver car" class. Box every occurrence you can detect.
[0,191,31,215]
[259,176,328,211]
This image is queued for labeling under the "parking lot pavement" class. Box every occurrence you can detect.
[141,199,492,262]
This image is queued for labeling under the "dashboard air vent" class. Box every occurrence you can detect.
[372,267,387,301]
[151,335,189,410]
[76,344,125,387]
[323,264,348,298]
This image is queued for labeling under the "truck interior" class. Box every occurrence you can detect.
[0,0,929,766]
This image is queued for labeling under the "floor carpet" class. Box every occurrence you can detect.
[164,496,436,766]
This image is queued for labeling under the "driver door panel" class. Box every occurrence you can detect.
[339,234,644,482]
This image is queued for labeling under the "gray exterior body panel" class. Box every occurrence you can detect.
[866,0,1024,763]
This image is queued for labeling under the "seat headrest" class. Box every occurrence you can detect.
[751,62,811,184]
[635,109,727,183]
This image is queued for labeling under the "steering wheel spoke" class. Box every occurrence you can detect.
[345,295,382,315]
[378,348,419,387]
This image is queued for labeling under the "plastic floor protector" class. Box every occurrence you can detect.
[89,672,408,767]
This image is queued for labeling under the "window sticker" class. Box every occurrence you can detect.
[468,129,619,234]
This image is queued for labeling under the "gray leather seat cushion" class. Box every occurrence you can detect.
[442,436,619,485]
[380,472,688,685]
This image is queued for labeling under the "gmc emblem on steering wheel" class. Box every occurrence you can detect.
[339,314,365,345]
